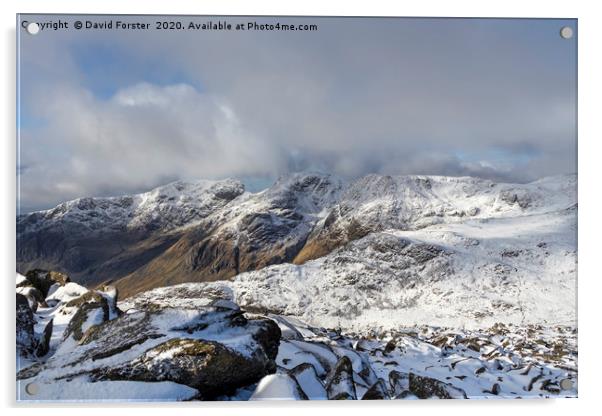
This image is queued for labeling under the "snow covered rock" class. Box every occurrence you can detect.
[62,291,110,342]
[16,286,45,312]
[325,356,357,400]
[249,373,308,400]
[289,363,328,399]
[46,281,89,306]
[18,282,281,401]
[96,337,274,399]
[224,195,576,331]
[362,379,390,400]
[23,269,70,297]
[16,273,30,287]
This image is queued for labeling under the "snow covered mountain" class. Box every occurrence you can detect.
[17,178,245,287]
[17,172,576,329]
[16,173,577,401]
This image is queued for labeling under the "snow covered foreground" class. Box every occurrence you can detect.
[17,274,576,401]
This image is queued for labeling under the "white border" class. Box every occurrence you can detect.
[2,1,600,415]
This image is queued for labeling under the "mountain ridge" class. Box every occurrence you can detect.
[17,172,577,301]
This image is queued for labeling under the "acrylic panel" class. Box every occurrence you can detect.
[16,14,577,402]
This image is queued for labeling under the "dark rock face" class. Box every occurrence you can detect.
[78,311,162,361]
[16,294,36,355]
[362,379,390,400]
[325,356,357,400]
[36,319,53,357]
[16,293,53,358]
[114,174,343,297]
[17,286,45,312]
[251,318,281,362]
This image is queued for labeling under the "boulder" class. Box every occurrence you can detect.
[362,378,390,400]
[77,310,163,361]
[325,356,357,400]
[383,339,397,355]
[17,293,54,358]
[48,270,71,286]
[98,285,120,317]
[98,338,276,399]
[45,282,88,305]
[38,302,282,400]
[16,273,32,288]
[25,269,70,297]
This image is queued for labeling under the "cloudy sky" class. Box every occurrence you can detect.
[18,16,576,212]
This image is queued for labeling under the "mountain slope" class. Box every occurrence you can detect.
[17,173,576,308]
[215,204,576,331]
[112,173,344,296]
[17,179,245,287]
[294,174,576,263]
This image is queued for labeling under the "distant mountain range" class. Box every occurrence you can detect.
[17,172,577,329]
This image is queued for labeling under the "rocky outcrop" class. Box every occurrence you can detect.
[96,338,274,399]
[17,281,281,401]
[16,293,53,358]
[16,277,577,401]
[16,293,36,355]
[63,293,110,342]
[17,173,575,298]
[24,269,70,297]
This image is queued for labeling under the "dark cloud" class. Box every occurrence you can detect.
[17,16,577,211]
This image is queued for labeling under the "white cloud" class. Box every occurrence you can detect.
[18,82,284,211]
[17,16,577,211]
